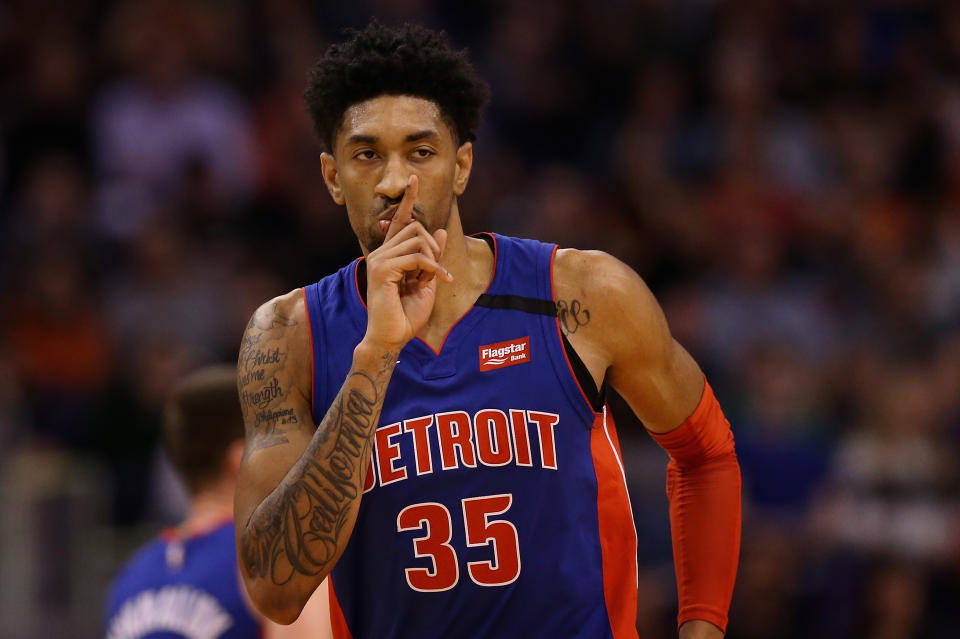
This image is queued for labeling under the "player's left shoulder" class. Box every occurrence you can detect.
[553,248,660,318]
[554,247,631,288]
[553,247,671,358]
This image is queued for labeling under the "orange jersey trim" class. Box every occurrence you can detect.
[328,577,354,639]
[590,408,640,638]
[301,287,316,419]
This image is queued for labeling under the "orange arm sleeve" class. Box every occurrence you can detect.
[647,379,742,633]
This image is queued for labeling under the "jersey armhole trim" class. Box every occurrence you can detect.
[560,331,603,411]
[301,287,316,421]
[353,258,367,309]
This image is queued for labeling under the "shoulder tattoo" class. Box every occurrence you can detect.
[556,298,591,335]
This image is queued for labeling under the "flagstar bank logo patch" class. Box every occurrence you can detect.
[479,337,530,371]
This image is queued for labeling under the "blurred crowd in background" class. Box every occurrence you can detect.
[1,0,960,637]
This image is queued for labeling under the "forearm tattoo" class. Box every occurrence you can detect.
[556,299,591,335]
[239,342,397,585]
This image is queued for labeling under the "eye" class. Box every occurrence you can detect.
[354,150,377,160]
[412,148,435,159]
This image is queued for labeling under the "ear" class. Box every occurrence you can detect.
[453,141,473,196]
[320,152,345,205]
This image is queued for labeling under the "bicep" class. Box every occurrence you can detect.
[580,253,703,432]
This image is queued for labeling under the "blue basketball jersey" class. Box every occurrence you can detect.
[104,520,261,639]
[303,234,638,639]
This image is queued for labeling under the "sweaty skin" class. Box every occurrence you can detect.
[234,95,723,638]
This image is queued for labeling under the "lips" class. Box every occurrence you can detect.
[377,205,400,222]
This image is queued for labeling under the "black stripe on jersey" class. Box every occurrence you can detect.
[561,332,604,412]
[476,293,603,412]
[474,293,558,317]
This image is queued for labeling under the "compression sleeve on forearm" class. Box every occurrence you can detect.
[647,379,741,633]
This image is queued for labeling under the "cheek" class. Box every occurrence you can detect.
[341,178,375,215]
[422,189,456,231]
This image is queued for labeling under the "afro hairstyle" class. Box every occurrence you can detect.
[304,21,490,152]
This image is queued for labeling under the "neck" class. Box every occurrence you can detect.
[434,201,493,311]
[412,201,493,349]
[177,481,234,537]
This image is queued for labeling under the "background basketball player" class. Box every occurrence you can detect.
[105,366,331,639]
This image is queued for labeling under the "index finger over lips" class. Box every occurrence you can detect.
[384,175,419,243]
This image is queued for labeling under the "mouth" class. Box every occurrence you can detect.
[377,204,400,222]
[376,206,398,234]
[375,205,424,233]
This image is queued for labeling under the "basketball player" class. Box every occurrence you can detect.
[234,22,741,639]
[105,366,331,639]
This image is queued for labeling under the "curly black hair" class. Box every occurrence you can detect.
[304,21,490,152]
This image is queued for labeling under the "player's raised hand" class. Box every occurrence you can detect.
[363,175,453,352]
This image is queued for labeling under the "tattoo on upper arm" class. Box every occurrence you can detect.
[556,299,591,335]
[239,367,387,585]
[238,304,302,453]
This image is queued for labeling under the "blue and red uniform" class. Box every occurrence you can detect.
[303,234,638,639]
[104,520,261,639]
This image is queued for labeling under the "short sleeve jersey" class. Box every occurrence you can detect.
[104,520,260,639]
[303,234,638,639]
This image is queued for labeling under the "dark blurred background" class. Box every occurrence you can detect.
[1,0,959,637]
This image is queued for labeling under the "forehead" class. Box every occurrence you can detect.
[337,95,456,148]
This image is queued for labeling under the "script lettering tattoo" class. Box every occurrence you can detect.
[239,368,388,584]
[556,299,591,335]
[238,304,298,452]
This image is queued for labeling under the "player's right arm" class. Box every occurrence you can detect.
[234,292,392,624]
[235,176,451,624]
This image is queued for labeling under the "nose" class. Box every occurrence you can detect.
[374,155,411,202]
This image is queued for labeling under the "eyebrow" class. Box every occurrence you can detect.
[404,130,440,142]
[344,130,440,147]
[345,134,378,146]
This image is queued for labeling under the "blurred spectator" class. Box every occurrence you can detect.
[93,0,258,241]
[726,524,809,639]
[3,245,111,449]
[3,28,92,198]
[812,360,959,562]
[855,560,932,639]
[103,220,229,364]
[730,342,831,519]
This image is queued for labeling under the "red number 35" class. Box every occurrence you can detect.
[396,494,521,592]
